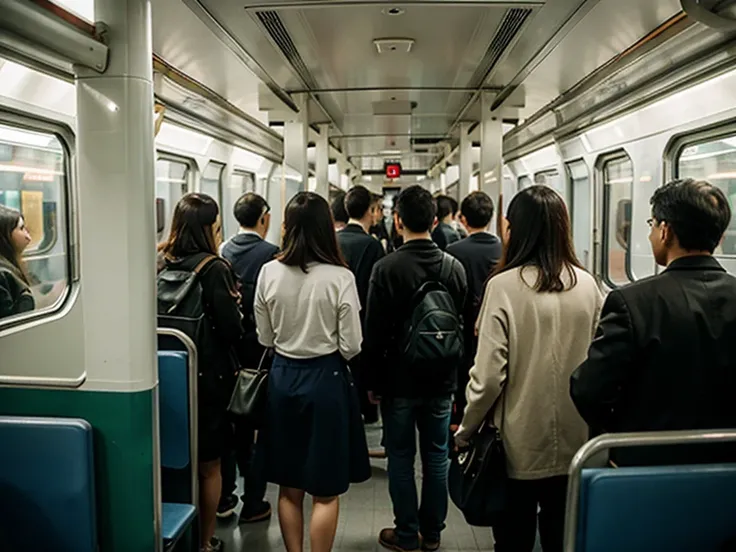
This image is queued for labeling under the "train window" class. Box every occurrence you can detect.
[677,136,736,256]
[155,157,191,241]
[201,162,225,207]
[518,175,532,189]
[0,122,70,325]
[223,170,255,240]
[535,169,566,202]
[566,160,592,269]
[601,153,634,286]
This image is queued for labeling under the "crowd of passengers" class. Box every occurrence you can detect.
[3,175,731,552]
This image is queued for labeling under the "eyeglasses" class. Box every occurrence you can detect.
[647,218,666,228]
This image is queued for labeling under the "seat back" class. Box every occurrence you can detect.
[576,465,736,551]
[158,350,191,470]
[0,416,97,552]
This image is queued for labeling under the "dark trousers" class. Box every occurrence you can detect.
[220,419,267,512]
[352,357,378,424]
[492,476,568,552]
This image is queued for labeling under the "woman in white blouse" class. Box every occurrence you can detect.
[254,191,371,552]
[455,186,603,552]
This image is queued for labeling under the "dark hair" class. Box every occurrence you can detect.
[0,206,30,284]
[651,178,731,253]
[449,196,459,215]
[234,192,269,228]
[461,191,495,229]
[279,192,347,272]
[330,191,349,224]
[344,185,372,219]
[371,192,383,206]
[159,193,219,258]
[436,195,455,220]
[396,185,436,233]
[493,185,584,292]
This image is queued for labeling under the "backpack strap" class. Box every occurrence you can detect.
[193,254,219,275]
[439,254,453,285]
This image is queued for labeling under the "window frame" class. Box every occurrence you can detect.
[565,158,593,267]
[518,174,532,190]
[155,152,195,239]
[597,149,635,288]
[668,120,736,259]
[0,108,78,332]
[200,160,226,206]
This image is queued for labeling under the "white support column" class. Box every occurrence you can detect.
[284,93,308,189]
[315,123,329,198]
[459,121,472,201]
[480,91,503,227]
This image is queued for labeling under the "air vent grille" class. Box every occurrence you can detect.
[256,10,319,90]
[467,7,532,89]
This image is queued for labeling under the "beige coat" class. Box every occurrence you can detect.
[456,265,604,480]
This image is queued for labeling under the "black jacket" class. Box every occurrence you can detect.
[337,223,385,323]
[446,233,502,419]
[363,239,468,398]
[0,258,34,320]
[220,232,279,367]
[571,256,736,465]
[431,222,461,251]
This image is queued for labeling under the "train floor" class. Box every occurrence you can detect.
[215,424,543,551]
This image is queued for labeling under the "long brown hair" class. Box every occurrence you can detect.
[279,191,347,272]
[158,193,219,259]
[492,185,584,292]
[0,205,30,285]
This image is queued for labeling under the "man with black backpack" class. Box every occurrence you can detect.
[217,192,277,523]
[363,185,467,552]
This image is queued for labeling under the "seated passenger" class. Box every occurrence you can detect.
[337,186,385,424]
[363,185,467,552]
[331,191,349,232]
[455,186,603,552]
[217,192,278,523]
[254,192,370,552]
[571,179,736,466]
[158,193,243,552]
[431,195,461,251]
[0,206,34,319]
[446,191,502,427]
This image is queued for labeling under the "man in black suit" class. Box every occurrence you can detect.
[337,185,385,423]
[446,191,503,426]
[571,178,736,466]
[431,195,461,251]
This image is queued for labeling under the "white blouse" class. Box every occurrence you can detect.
[254,260,362,360]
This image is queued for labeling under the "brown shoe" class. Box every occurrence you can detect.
[369,449,387,459]
[379,528,420,552]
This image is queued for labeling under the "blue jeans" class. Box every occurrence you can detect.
[381,396,453,548]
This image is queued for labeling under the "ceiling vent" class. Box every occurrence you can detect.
[374,38,415,54]
[467,7,532,89]
[255,10,319,90]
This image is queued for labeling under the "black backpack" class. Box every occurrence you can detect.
[156,253,219,358]
[399,255,464,367]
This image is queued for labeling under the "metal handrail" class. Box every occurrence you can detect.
[563,429,736,552]
[156,328,199,509]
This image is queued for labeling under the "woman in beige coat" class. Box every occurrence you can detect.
[455,185,603,552]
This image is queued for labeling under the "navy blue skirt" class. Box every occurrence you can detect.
[264,352,371,497]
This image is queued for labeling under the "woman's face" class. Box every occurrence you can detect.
[212,216,223,250]
[12,217,32,253]
[501,216,511,247]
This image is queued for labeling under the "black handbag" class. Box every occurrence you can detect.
[449,406,508,527]
[227,349,273,425]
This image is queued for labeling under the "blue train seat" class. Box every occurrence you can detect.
[0,416,97,552]
[574,464,736,551]
[158,350,197,546]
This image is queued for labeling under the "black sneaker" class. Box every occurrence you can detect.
[239,500,272,524]
[210,536,223,552]
[216,494,238,518]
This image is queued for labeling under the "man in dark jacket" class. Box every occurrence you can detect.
[446,191,502,426]
[217,192,278,523]
[364,185,467,552]
[571,178,736,466]
[431,194,461,251]
[337,185,385,423]
[331,190,349,231]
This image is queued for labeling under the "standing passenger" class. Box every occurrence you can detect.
[364,185,467,552]
[446,191,502,427]
[571,179,736,465]
[337,186,385,424]
[331,191,349,232]
[254,192,371,552]
[158,193,243,552]
[217,192,277,522]
[431,195,461,251]
[0,206,34,319]
[455,186,603,552]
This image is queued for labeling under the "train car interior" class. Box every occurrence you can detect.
[1,0,736,551]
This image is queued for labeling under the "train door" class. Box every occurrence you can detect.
[155,155,194,242]
[566,159,592,270]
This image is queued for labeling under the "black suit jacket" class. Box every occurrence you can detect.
[571,256,736,465]
[336,223,385,323]
[431,222,461,251]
